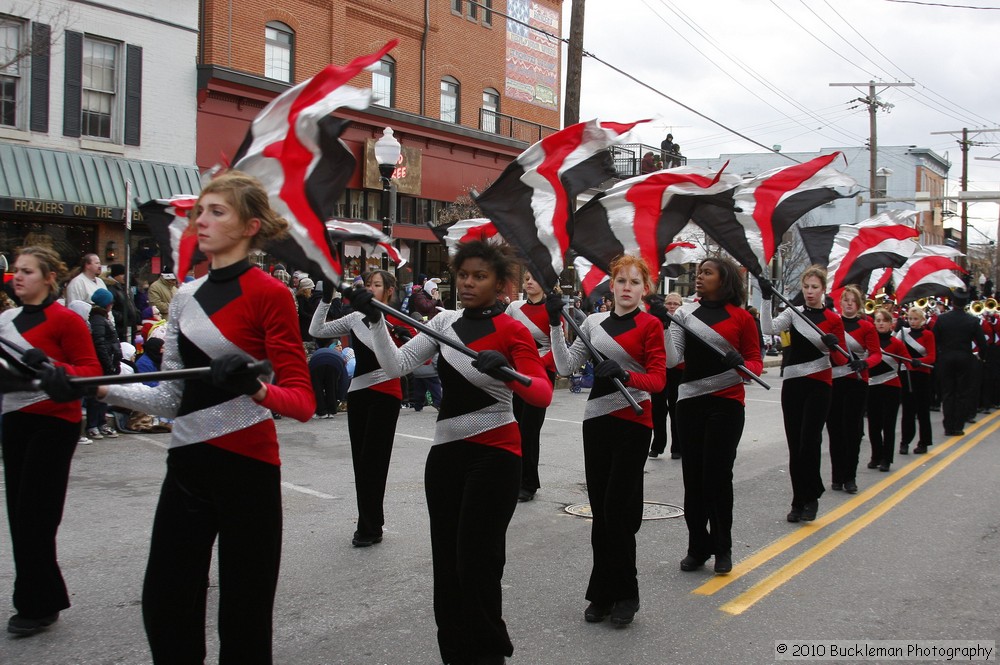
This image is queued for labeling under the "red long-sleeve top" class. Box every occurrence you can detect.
[0,298,102,422]
[505,299,557,374]
[833,316,882,382]
[764,304,847,384]
[895,326,936,376]
[869,332,909,388]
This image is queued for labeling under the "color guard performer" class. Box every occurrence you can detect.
[866,308,909,471]
[896,306,936,455]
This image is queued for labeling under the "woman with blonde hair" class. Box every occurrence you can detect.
[896,306,936,455]
[867,308,910,471]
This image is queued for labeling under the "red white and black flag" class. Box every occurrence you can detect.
[571,166,740,278]
[661,241,706,278]
[232,40,399,286]
[474,119,646,289]
[798,223,846,266]
[139,195,202,279]
[574,255,611,307]
[827,210,921,292]
[892,245,966,304]
[736,152,858,263]
[431,218,501,257]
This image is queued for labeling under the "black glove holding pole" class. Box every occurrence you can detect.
[545,292,564,327]
[392,325,413,343]
[347,288,382,323]
[722,350,744,370]
[21,348,50,371]
[756,276,775,300]
[820,333,839,350]
[593,358,629,383]
[471,350,513,381]
[646,294,670,327]
[849,358,867,372]
[210,354,264,397]
[37,365,96,402]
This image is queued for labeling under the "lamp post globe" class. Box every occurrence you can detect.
[374,127,401,269]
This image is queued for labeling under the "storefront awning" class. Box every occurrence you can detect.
[391,223,438,242]
[0,144,202,221]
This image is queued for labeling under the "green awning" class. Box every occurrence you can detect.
[0,143,202,216]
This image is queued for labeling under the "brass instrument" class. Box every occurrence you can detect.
[864,299,878,315]
[915,297,929,309]
[968,300,986,315]
[986,298,998,312]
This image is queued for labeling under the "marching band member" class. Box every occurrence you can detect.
[649,292,685,460]
[353,240,552,665]
[309,269,416,547]
[826,286,880,494]
[504,269,557,502]
[896,306,936,455]
[933,290,988,436]
[866,308,909,471]
[762,265,849,523]
[548,254,666,626]
[664,257,761,574]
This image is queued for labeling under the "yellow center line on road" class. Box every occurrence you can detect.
[694,409,1000,597]
[718,416,1000,615]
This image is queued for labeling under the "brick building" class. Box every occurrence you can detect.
[197,0,563,288]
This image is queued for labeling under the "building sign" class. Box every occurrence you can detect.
[363,140,422,195]
[505,0,559,111]
[0,197,148,223]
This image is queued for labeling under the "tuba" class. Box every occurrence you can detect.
[969,301,986,315]
[986,298,998,312]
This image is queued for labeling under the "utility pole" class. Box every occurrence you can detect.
[931,127,1000,259]
[564,0,585,127]
[830,81,914,218]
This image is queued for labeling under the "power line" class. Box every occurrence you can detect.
[883,0,1000,8]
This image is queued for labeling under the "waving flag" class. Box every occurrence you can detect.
[431,218,501,257]
[574,255,611,306]
[474,118,647,289]
[662,241,706,278]
[867,268,893,298]
[139,195,201,278]
[572,166,740,278]
[737,152,859,262]
[893,245,966,304]
[232,40,398,286]
[827,210,920,292]
[798,224,846,266]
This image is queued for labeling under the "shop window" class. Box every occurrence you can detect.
[63,32,141,145]
[482,88,500,133]
[372,55,395,108]
[440,76,459,124]
[265,21,293,83]
[0,18,23,128]
[81,38,117,139]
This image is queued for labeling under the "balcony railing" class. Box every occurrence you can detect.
[479,108,558,144]
[611,143,686,179]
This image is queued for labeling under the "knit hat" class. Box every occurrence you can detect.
[91,288,114,308]
[424,278,441,295]
[120,342,136,361]
[109,263,126,278]
[141,306,154,319]
[298,278,315,291]
[160,272,176,281]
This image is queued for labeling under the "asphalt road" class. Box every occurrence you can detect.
[1,373,998,664]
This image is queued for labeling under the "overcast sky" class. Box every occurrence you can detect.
[561,0,1000,241]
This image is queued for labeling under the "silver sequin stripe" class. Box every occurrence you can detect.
[869,356,901,386]
[1,390,48,414]
[896,329,927,356]
[782,356,832,380]
[348,368,392,392]
[584,387,651,420]
[678,370,743,401]
[434,406,516,445]
[170,395,273,446]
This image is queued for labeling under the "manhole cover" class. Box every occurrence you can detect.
[564,501,684,520]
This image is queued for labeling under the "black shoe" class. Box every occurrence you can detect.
[517,488,536,502]
[7,612,59,636]
[647,451,660,458]
[714,553,732,574]
[878,463,890,472]
[351,532,383,548]
[830,482,843,491]
[609,597,639,626]
[680,554,709,571]
[671,452,681,460]
[584,601,612,623]
[867,459,879,469]
[968,417,977,424]
[899,446,908,455]
[844,481,858,494]
[787,506,802,523]
[945,429,965,437]
[800,500,818,522]
[913,444,928,454]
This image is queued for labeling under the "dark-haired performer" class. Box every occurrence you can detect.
[762,265,849,523]
[96,171,315,664]
[867,308,909,472]
[1,246,102,636]
[665,257,761,575]
[309,269,416,547]
[354,241,552,665]
[549,254,666,627]
[504,269,558,502]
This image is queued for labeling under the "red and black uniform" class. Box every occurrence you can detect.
[0,297,101,623]
[505,298,557,496]
[827,316,881,488]
[667,300,761,561]
[867,332,909,468]
[369,302,551,665]
[104,260,313,665]
[310,303,416,543]
[763,303,847,514]
[896,325,936,453]
[550,309,666,609]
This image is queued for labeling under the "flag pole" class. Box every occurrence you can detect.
[882,349,932,369]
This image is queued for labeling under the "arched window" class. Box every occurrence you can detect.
[440,76,459,124]
[482,88,500,133]
[264,21,293,83]
[372,55,395,108]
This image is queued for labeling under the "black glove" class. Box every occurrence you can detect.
[593,358,629,382]
[545,292,564,327]
[722,350,744,370]
[321,281,334,304]
[646,295,670,326]
[910,358,923,368]
[471,350,512,381]
[37,365,95,402]
[348,288,381,323]
[392,325,413,343]
[210,354,264,396]
[21,348,50,371]
[820,333,839,349]
[757,277,775,299]
[849,359,868,372]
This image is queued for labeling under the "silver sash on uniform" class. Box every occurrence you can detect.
[896,329,927,357]
[0,312,47,414]
[869,355,900,386]
[832,331,867,379]
[676,306,744,401]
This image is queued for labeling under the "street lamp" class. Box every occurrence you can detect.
[374,127,401,270]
